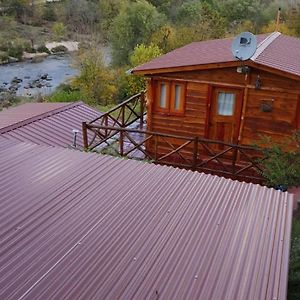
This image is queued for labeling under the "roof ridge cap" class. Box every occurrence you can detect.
[0,101,83,134]
[251,32,281,61]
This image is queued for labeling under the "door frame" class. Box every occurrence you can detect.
[205,84,244,144]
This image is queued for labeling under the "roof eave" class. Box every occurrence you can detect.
[132,61,241,75]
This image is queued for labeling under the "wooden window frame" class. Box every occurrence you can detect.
[155,80,186,115]
[156,81,170,112]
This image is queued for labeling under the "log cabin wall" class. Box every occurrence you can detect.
[146,66,300,146]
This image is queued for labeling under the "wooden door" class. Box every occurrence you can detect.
[208,88,243,145]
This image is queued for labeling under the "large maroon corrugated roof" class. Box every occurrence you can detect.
[0,102,68,129]
[133,32,300,78]
[0,102,102,148]
[0,138,293,299]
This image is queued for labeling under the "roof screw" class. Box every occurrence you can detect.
[72,129,79,148]
[133,257,137,261]
[194,275,198,279]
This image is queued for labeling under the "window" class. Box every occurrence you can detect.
[217,92,236,116]
[156,81,185,114]
[159,83,167,108]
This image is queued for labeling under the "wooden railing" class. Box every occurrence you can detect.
[82,92,146,150]
[82,123,265,183]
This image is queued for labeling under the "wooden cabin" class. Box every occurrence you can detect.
[132,32,300,150]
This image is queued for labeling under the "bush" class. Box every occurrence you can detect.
[37,45,51,54]
[288,217,300,299]
[0,51,9,62]
[46,83,83,103]
[47,90,83,103]
[7,43,24,60]
[51,45,68,53]
[259,132,300,189]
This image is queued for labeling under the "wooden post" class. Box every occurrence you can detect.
[232,146,238,176]
[82,122,88,150]
[192,137,198,170]
[276,7,281,32]
[119,108,125,156]
[140,92,145,129]
[154,134,158,162]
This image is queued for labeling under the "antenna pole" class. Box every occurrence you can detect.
[276,7,281,32]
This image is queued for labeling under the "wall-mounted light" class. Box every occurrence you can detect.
[255,75,262,89]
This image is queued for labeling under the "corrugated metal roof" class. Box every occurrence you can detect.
[0,138,293,300]
[0,102,102,148]
[133,32,300,78]
[0,102,68,129]
[254,34,300,77]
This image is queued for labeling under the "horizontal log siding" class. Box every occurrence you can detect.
[148,66,300,149]
[241,89,299,145]
[150,82,208,138]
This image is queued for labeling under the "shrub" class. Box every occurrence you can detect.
[259,132,300,189]
[37,45,51,54]
[51,45,68,53]
[0,51,9,62]
[7,43,24,60]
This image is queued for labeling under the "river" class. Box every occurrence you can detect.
[0,46,111,97]
[0,55,78,97]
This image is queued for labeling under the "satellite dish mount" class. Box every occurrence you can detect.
[231,32,257,74]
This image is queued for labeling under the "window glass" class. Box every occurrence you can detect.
[217,92,236,116]
[160,83,167,108]
[174,85,181,110]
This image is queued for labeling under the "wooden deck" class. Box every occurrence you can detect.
[82,92,265,184]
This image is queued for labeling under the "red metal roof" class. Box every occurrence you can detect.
[254,34,300,77]
[0,102,102,148]
[133,32,300,78]
[0,138,293,299]
[0,102,68,129]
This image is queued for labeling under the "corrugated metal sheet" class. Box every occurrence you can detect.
[254,34,300,77]
[0,102,68,129]
[133,32,300,78]
[0,138,293,300]
[0,102,102,148]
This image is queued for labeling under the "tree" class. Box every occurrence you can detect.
[64,0,100,34]
[73,49,117,106]
[52,22,66,41]
[110,0,165,66]
[127,43,162,94]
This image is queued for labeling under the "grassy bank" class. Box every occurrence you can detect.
[288,208,300,299]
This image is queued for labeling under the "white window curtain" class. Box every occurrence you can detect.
[217,92,235,116]
[160,83,167,108]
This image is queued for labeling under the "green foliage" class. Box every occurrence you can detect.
[36,45,51,54]
[288,217,300,299]
[0,51,9,62]
[52,22,66,41]
[51,45,68,53]
[110,0,165,66]
[47,87,83,103]
[43,4,57,22]
[259,132,300,188]
[128,43,162,94]
[72,49,117,105]
[7,40,24,60]
[150,24,177,52]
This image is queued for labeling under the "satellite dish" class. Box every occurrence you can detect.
[231,32,257,61]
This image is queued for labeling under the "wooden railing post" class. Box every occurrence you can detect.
[154,134,158,162]
[119,108,125,156]
[232,146,238,175]
[192,137,198,170]
[82,122,88,150]
[140,92,145,129]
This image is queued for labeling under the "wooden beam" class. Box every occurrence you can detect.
[151,75,300,94]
